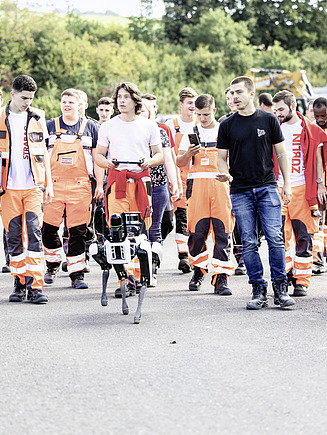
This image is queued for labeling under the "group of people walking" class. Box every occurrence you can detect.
[1,73,327,310]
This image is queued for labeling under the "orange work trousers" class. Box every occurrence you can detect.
[1,188,44,290]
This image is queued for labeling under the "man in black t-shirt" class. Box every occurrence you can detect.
[216,76,295,310]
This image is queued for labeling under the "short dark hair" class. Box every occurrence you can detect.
[113,82,142,115]
[272,90,296,107]
[12,75,37,93]
[142,93,157,101]
[97,97,113,106]
[258,93,273,107]
[313,97,327,110]
[230,76,255,92]
[195,94,215,110]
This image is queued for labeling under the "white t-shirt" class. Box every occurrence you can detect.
[165,116,196,142]
[7,111,48,190]
[278,120,305,187]
[97,115,161,173]
[179,124,219,153]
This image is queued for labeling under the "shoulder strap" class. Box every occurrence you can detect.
[173,117,180,133]
[77,117,88,139]
[54,117,61,138]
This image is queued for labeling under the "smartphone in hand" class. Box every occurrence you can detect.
[188,133,200,146]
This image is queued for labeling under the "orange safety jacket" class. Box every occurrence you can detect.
[187,125,218,179]
[273,112,327,207]
[0,103,46,195]
[50,117,88,179]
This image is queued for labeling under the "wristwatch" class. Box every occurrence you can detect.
[317,178,324,184]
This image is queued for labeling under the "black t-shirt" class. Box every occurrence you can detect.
[217,109,284,194]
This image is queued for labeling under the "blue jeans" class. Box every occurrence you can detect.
[231,185,286,285]
[149,183,170,243]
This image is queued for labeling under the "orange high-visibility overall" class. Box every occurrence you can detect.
[43,117,92,275]
[186,126,234,282]
[280,184,319,287]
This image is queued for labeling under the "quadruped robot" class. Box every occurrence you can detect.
[89,160,156,324]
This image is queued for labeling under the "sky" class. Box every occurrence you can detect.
[16,0,165,17]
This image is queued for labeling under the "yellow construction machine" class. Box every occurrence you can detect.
[245,68,315,114]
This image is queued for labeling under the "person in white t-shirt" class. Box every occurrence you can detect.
[96,82,162,296]
[176,94,234,294]
[273,90,326,297]
[165,87,198,274]
[0,75,53,304]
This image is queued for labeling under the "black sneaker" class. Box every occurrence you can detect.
[27,290,48,304]
[213,273,232,295]
[273,279,296,307]
[2,264,11,273]
[246,283,268,310]
[293,284,307,297]
[234,263,246,276]
[44,262,60,284]
[189,267,205,291]
[71,277,88,289]
[178,258,192,273]
[9,277,26,302]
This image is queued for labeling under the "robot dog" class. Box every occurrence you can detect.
[89,202,153,324]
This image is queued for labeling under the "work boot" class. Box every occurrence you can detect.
[293,284,307,297]
[213,273,232,295]
[71,276,89,289]
[44,262,60,284]
[70,271,88,289]
[9,277,26,302]
[246,283,268,310]
[234,263,246,276]
[178,258,192,273]
[312,262,324,274]
[27,289,48,304]
[189,267,205,291]
[273,279,296,307]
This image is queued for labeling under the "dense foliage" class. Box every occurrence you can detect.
[0,0,326,118]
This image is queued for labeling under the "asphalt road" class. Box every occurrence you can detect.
[0,232,327,435]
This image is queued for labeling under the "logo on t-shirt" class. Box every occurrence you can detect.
[257,129,266,137]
